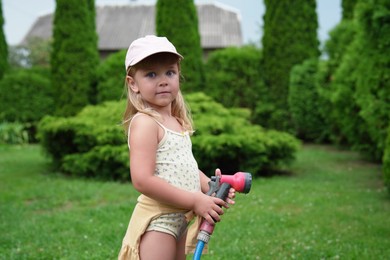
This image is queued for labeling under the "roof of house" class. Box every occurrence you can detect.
[22,2,242,50]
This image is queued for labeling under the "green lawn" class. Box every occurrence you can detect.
[0,144,389,259]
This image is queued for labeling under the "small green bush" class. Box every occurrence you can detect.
[38,101,125,169]
[0,122,29,144]
[38,93,300,180]
[62,144,129,181]
[0,68,53,123]
[0,68,53,142]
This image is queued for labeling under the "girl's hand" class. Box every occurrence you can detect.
[193,191,225,224]
[215,168,236,207]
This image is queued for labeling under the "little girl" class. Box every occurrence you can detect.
[118,35,235,260]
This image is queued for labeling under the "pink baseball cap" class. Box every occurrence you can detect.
[125,35,183,70]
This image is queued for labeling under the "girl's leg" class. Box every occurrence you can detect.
[175,230,187,260]
[139,231,176,260]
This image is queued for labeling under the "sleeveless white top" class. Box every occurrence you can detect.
[128,114,201,192]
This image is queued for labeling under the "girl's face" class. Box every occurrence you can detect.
[127,55,180,112]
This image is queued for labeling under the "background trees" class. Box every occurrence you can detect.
[260,0,320,131]
[156,0,205,93]
[50,0,99,116]
[0,0,8,80]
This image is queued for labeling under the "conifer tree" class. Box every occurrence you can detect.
[51,0,99,116]
[342,0,359,20]
[261,0,320,130]
[156,0,205,92]
[0,0,8,79]
[340,0,390,160]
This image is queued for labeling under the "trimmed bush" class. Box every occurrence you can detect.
[204,46,265,111]
[38,101,125,168]
[288,59,327,142]
[0,122,29,144]
[189,93,300,175]
[0,68,53,141]
[38,93,300,180]
[0,68,52,122]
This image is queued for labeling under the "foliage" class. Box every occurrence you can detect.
[288,59,327,142]
[319,20,357,147]
[156,0,205,93]
[38,93,299,179]
[261,0,320,131]
[342,0,359,20]
[0,122,29,144]
[189,93,300,175]
[324,20,357,69]
[0,68,53,123]
[37,101,126,171]
[50,0,99,116]
[351,0,390,161]
[384,126,390,193]
[96,50,127,103]
[0,0,8,79]
[327,0,390,161]
[204,46,265,111]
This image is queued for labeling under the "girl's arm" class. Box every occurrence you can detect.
[129,115,225,224]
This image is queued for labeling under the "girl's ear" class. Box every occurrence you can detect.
[126,76,139,93]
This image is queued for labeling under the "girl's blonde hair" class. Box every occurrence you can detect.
[122,53,194,135]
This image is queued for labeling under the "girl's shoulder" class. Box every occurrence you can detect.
[128,113,166,146]
[130,113,159,130]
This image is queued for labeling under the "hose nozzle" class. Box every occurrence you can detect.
[211,172,252,194]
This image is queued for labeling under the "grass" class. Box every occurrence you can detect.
[1,144,389,259]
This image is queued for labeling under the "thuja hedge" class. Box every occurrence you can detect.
[38,93,300,181]
[0,68,53,142]
[288,59,327,142]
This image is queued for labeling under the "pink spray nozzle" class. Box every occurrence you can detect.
[212,172,252,194]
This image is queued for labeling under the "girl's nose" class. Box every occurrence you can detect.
[159,77,168,86]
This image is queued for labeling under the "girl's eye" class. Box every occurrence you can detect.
[146,72,156,78]
[166,70,176,77]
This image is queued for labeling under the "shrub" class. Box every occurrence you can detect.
[0,122,29,144]
[326,1,390,161]
[0,68,53,122]
[288,59,327,142]
[38,101,125,168]
[62,144,129,181]
[38,93,300,180]
[204,46,265,111]
[0,68,53,141]
[189,93,300,175]
[96,50,127,103]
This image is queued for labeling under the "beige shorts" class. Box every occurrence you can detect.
[146,213,188,240]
